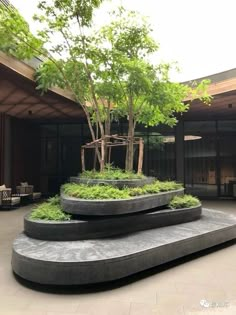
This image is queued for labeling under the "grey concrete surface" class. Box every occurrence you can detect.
[12,208,236,285]
[61,189,184,215]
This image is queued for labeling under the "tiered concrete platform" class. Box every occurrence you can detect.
[12,209,236,285]
[61,189,184,215]
[24,205,201,240]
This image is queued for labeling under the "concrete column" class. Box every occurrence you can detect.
[175,119,184,184]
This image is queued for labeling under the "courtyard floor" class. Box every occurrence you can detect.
[0,200,236,315]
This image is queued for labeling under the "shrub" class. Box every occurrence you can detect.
[169,195,200,209]
[30,196,71,221]
[62,183,131,200]
[80,164,145,180]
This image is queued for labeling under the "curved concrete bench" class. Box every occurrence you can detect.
[61,188,184,216]
[70,177,155,188]
[12,209,236,285]
[24,205,202,241]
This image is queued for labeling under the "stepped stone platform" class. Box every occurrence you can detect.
[61,189,184,216]
[24,205,201,241]
[12,209,236,285]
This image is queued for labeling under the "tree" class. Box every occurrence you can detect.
[0,1,211,173]
[95,8,211,171]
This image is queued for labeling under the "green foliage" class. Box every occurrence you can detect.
[80,165,145,180]
[98,8,211,130]
[62,183,131,199]
[30,196,71,221]
[62,180,183,199]
[128,181,183,196]
[36,0,104,28]
[128,187,146,196]
[0,4,44,60]
[169,194,200,209]
[154,181,183,192]
[47,194,60,205]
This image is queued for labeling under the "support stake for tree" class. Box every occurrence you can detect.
[137,138,144,174]
[101,139,105,171]
[81,147,85,172]
[108,146,111,164]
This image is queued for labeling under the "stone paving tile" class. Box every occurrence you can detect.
[46,312,90,315]
[129,302,161,315]
[0,311,46,315]
[0,202,236,315]
[76,299,131,315]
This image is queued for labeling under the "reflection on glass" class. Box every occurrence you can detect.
[219,135,236,196]
[184,121,216,135]
[147,135,175,180]
[163,135,201,143]
[184,134,217,197]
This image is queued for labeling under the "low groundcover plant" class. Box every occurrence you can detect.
[62,180,183,200]
[79,165,146,180]
[30,195,71,221]
[169,194,200,209]
[62,183,131,200]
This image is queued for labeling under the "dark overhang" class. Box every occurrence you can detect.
[0,52,85,122]
[184,69,236,120]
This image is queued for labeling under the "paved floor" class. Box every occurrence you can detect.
[0,201,236,315]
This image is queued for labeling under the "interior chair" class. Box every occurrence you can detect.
[16,182,42,201]
[0,184,20,209]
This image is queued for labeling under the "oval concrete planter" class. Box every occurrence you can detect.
[24,204,202,241]
[70,176,155,188]
[61,188,184,216]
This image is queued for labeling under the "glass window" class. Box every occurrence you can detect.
[148,124,175,135]
[146,134,176,180]
[184,121,216,135]
[59,124,82,136]
[41,125,57,137]
[218,120,236,133]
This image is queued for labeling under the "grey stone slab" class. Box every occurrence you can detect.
[61,188,184,215]
[24,205,202,241]
[70,177,156,188]
[12,209,236,285]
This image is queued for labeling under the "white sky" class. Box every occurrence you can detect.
[10,0,236,82]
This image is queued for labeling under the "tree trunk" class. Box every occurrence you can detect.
[125,94,134,172]
[100,138,105,171]
[104,101,111,165]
